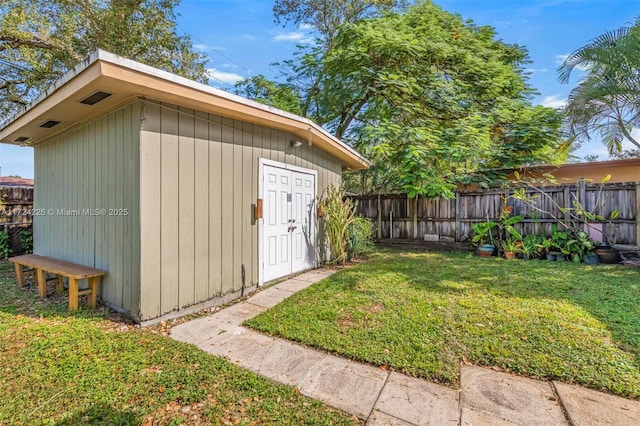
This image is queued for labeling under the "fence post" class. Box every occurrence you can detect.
[635,183,640,246]
[563,185,572,227]
[412,196,418,240]
[577,178,586,209]
[377,194,382,239]
[455,192,461,242]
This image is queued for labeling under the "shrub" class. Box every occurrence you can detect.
[0,230,11,259]
[318,184,359,265]
[348,217,375,260]
[19,228,33,254]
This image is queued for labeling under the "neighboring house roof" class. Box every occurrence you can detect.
[516,158,640,185]
[0,50,369,170]
[0,177,34,187]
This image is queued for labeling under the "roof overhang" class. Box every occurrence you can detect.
[0,50,369,170]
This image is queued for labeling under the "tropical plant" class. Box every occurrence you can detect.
[501,238,521,254]
[522,233,546,259]
[347,216,375,260]
[565,230,597,262]
[472,199,524,248]
[537,238,554,255]
[551,225,572,255]
[318,183,359,265]
[559,21,640,154]
[512,172,620,246]
[471,221,497,247]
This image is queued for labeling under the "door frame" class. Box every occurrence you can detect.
[258,158,318,286]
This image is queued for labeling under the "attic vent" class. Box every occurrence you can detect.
[79,91,112,105]
[13,136,29,143]
[40,120,61,129]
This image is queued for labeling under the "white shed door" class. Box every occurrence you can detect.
[263,164,316,282]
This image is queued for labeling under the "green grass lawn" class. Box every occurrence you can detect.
[0,263,357,425]
[246,249,640,398]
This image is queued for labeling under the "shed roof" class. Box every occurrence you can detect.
[0,50,369,170]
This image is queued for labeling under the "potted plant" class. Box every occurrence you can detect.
[566,230,597,263]
[522,234,545,260]
[551,225,573,261]
[472,221,497,257]
[583,250,599,265]
[593,239,621,264]
[537,238,556,261]
[501,239,521,260]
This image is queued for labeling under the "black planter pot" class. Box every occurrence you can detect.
[593,245,621,264]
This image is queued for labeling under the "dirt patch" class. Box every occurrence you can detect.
[364,302,386,315]
[337,313,356,329]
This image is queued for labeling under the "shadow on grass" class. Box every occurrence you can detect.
[0,261,127,324]
[55,404,140,426]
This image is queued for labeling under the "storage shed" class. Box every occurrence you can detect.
[0,50,368,323]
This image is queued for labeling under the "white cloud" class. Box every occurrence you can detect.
[240,34,256,41]
[540,94,566,109]
[555,53,569,66]
[525,67,548,74]
[299,23,315,30]
[273,31,305,41]
[193,43,226,52]
[194,43,225,52]
[194,43,210,52]
[207,68,244,85]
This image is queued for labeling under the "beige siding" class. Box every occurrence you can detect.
[34,102,142,318]
[138,101,342,320]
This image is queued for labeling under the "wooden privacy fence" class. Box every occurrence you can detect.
[0,185,34,254]
[349,181,640,246]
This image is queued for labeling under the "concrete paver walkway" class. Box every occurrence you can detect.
[171,269,640,425]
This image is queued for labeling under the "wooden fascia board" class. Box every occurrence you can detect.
[0,63,104,144]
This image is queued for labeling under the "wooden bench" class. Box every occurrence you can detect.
[9,254,107,311]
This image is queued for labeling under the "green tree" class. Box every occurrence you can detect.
[273,0,407,118]
[560,21,640,154]
[314,2,567,196]
[0,0,206,116]
[234,75,303,115]
[273,0,407,42]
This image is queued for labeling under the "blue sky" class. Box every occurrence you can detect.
[1,0,638,178]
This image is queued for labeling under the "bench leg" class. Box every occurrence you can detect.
[56,275,65,294]
[88,277,98,308]
[68,278,79,311]
[14,263,25,287]
[36,269,47,298]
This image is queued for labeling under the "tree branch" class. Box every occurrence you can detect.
[0,35,57,51]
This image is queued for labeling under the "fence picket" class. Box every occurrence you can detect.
[348,182,638,245]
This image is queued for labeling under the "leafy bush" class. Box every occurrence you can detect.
[19,228,33,254]
[318,184,358,265]
[348,217,375,260]
[0,231,11,259]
